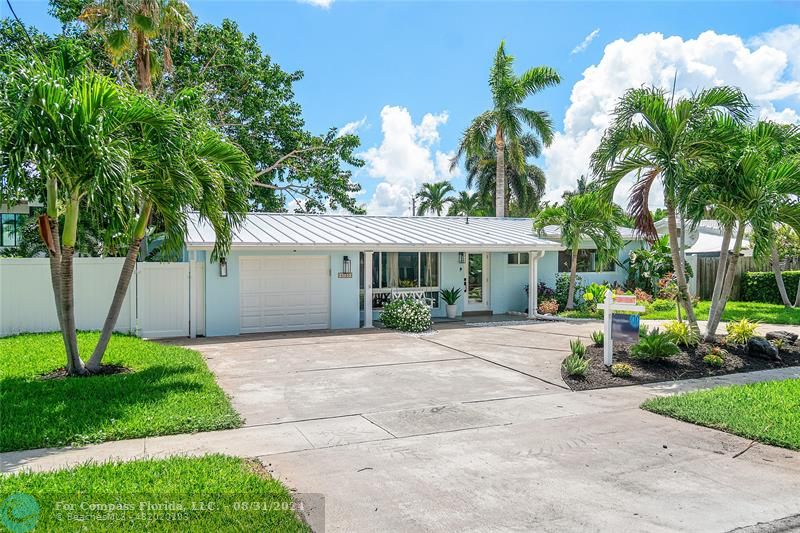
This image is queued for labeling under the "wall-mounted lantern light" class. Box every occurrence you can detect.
[219,257,228,278]
[458,252,465,264]
[342,255,352,274]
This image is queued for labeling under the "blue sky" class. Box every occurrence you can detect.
[5,1,800,214]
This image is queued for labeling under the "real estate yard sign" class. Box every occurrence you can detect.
[601,290,645,366]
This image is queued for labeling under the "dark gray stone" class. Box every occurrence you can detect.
[765,331,798,344]
[747,337,781,362]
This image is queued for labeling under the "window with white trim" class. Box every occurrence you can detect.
[507,252,530,265]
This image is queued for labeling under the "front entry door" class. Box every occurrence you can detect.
[464,252,490,311]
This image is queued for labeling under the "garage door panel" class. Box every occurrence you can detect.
[240,256,331,334]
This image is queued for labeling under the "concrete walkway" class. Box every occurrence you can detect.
[3,321,800,532]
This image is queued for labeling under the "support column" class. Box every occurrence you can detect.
[528,251,539,319]
[364,251,373,328]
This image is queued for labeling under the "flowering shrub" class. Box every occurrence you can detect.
[611,363,633,377]
[537,299,559,315]
[380,298,432,333]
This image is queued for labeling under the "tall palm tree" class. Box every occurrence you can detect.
[532,192,625,309]
[0,50,173,374]
[465,133,546,214]
[416,181,455,216]
[591,86,751,335]
[451,42,560,217]
[447,191,483,217]
[80,0,195,92]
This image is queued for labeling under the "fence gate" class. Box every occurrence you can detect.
[136,262,191,338]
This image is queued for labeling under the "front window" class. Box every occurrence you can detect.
[558,249,616,273]
[363,252,440,308]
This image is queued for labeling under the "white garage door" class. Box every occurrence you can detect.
[240,256,330,333]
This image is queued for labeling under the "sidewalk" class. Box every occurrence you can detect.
[3,366,799,475]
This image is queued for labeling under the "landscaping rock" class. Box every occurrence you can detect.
[747,337,782,362]
[766,331,798,344]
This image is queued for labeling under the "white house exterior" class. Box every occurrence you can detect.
[183,213,643,336]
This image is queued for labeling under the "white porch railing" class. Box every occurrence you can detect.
[371,287,440,309]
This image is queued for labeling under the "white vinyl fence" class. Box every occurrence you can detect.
[0,258,191,338]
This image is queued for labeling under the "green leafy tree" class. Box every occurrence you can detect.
[451,41,560,217]
[532,192,625,309]
[591,85,751,335]
[166,19,364,213]
[416,181,455,216]
[464,133,546,215]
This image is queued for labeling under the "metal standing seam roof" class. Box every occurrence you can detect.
[186,213,565,251]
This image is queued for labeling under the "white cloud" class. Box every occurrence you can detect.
[361,106,458,215]
[544,27,800,207]
[337,116,367,137]
[298,0,333,8]
[571,29,600,55]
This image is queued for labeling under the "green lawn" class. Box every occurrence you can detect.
[642,379,800,450]
[0,332,241,452]
[560,300,800,325]
[0,455,310,532]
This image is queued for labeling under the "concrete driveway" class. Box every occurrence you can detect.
[183,321,800,533]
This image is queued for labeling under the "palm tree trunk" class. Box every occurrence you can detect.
[706,223,745,339]
[704,225,732,341]
[135,31,152,92]
[795,275,800,307]
[771,244,792,307]
[87,202,152,372]
[566,248,578,310]
[666,204,699,334]
[60,196,86,375]
[495,127,506,218]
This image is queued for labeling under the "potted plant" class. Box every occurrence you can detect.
[440,287,462,319]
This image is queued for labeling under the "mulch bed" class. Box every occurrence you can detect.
[40,364,132,380]
[563,335,800,391]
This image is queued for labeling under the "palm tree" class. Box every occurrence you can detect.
[591,86,751,335]
[682,119,800,338]
[465,133,546,214]
[532,192,625,309]
[447,191,482,217]
[86,107,253,371]
[451,42,560,217]
[80,0,195,92]
[0,50,173,374]
[416,181,455,216]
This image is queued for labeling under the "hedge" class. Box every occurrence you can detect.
[740,271,800,304]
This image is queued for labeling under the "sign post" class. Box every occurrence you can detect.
[600,290,645,366]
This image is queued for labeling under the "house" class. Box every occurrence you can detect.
[0,201,40,251]
[184,213,647,336]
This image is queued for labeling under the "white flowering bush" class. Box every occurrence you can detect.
[380,298,432,333]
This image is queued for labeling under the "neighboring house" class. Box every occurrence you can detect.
[185,213,651,336]
[0,202,40,251]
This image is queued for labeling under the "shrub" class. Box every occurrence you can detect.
[537,299,559,315]
[563,352,589,377]
[537,282,555,301]
[555,273,583,310]
[629,328,681,361]
[741,271,800,304]
[583,283,608,305]
[726,319,759,345]
[773,338,786,352]
[569,339,587,358]
[703,354,725,368]
[708,346,729,359]
[591,330,604,346]
[648,299,675,312]
[633,288,653,304]
[611,363,632,377]
[663,320,699,347]
[380,298,432,333]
